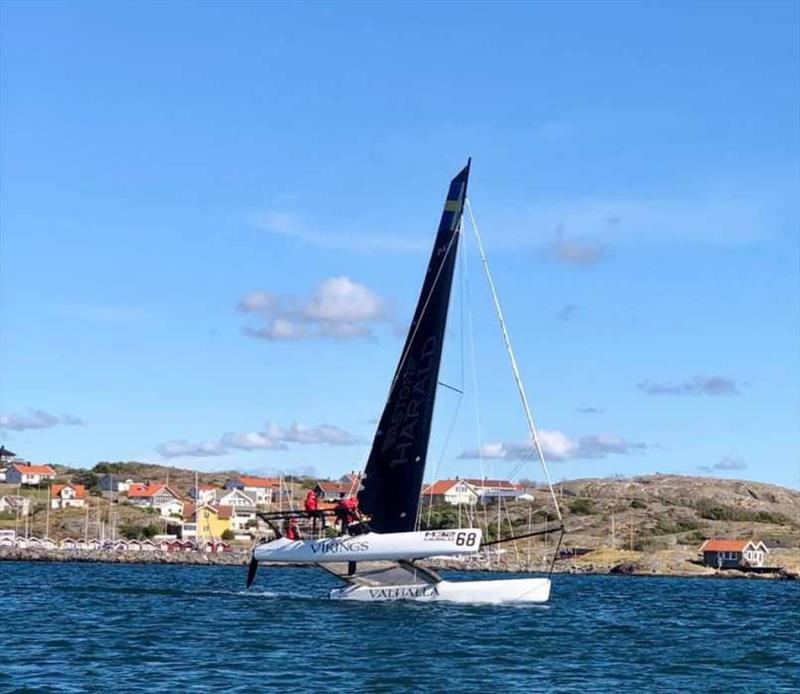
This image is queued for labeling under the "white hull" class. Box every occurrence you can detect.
[253,528,482,564]
[329,577,551,604]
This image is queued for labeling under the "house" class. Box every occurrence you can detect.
[315,480,358,500]
[127,482,182,516]
[463,478,524,502]
[50,484,87,510]
[339,471,362,486]
[60,538,79,550]
[225,476,280,506]
[200,539,232,554]
[0,446,18,479]
[213,489,258,531]
[6,463,56,486]
[422,479,480,506]
[98,474,136,493]
[0,495,31,516]
[195,504,233,540]
[700,539,769,568]
[189,484,218,505]
[157,498,185,518]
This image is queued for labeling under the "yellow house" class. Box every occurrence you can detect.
[195,504,233,540]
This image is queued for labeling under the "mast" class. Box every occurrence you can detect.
[359,161,471,533]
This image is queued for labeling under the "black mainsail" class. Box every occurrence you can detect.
[358,161,470,533]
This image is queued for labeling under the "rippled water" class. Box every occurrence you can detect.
[1,561,797,692]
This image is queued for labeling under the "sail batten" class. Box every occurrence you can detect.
[358,161,470,534]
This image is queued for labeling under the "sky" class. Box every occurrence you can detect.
[1,1,798,488]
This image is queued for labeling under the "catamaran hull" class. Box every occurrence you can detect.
[253,529,482,564]
[329,577,551,604]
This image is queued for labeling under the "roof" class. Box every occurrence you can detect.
[195,503,233,519]
[462,478,521,490]
[0,446,16,457]
[51,484,87,499]
[422,479,475,496]
[12,463,56,476]
[237,475,281,488]
[127,482,178,498]
[316,480,358,494]
[215,488,257,504]
[701,539,765,553]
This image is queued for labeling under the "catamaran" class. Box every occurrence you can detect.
[247,160,564,603]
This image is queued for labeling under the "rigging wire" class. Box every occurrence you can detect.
[465,198,563,524]
[461,215,494,548]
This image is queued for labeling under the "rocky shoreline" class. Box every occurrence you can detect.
[0,547,248,566]
[2,547,798,580]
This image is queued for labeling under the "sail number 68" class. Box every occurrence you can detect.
[455,531,478,547]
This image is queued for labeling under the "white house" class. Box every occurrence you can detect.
[189,484,218,505]
[157,498,185,518]
[464,478,524,502]
[6,463,56,486]
[0,467,6,482]
[50,484,87,510]
[98,474,136,493]
[422,479,480,506]
[127,482,182,516]
[225,476,279,506]
[213,488,258,531]
[0,495,31,516]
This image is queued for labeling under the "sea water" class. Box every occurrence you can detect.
[1,561,797,692]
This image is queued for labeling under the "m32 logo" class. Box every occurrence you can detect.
[423,530,478,547]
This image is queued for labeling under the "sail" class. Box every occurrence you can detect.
[358,161,470,533]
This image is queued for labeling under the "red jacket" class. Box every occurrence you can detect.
[285,522,300,540]
[304,490,318,512]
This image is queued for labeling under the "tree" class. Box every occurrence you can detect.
[221,529,235,541]
[71,470,100,493]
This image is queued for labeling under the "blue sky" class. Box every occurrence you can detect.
[1,1,798,487]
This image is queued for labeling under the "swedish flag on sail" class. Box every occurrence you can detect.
[439,158,470,232]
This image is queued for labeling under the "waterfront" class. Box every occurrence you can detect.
[1,562,798,692]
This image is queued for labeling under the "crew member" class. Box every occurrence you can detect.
[304,489,324,532]
[335,496,360,535]
[284,516,301,541]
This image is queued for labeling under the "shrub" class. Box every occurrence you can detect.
[119,523,160,540]
[569,498,596,515]
[629,499,647,509]
[221,529,235,541]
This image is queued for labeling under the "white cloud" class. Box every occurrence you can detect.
[699,456,748,473]
[238,276,391,341]
[550,225,605,265]
[459,429,647,462]
[0,409,86,432]
[638,376,741,396]
[156,440,228,458]
[157,421,360,458]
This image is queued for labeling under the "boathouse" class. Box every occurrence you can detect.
[700,539,769,568]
